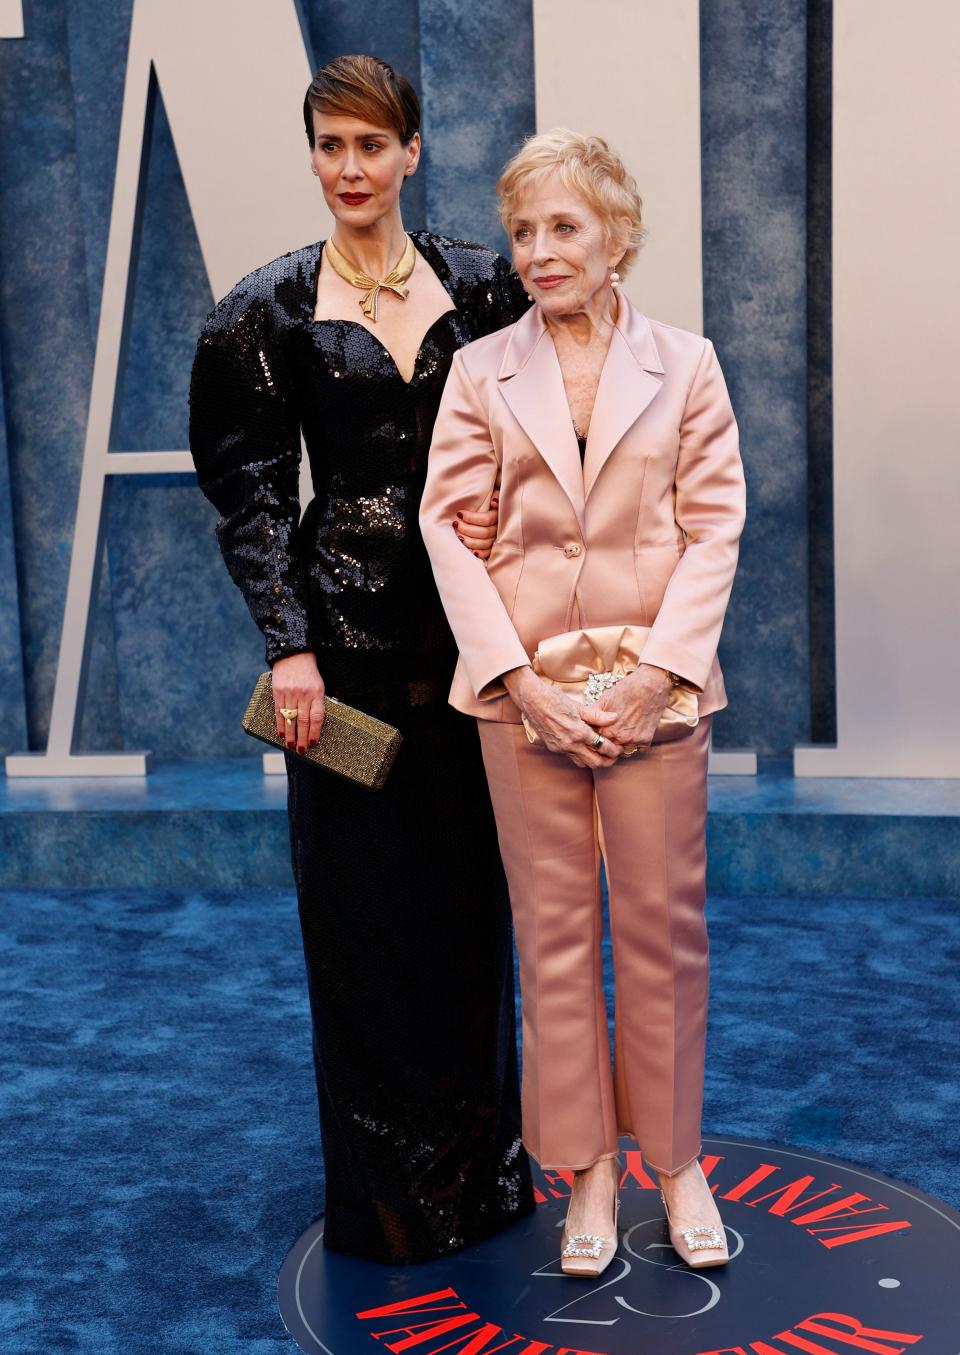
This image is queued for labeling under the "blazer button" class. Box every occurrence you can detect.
[562,543,582,558]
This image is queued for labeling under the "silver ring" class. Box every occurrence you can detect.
[592,733,604,750]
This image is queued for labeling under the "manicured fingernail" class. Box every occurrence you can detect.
[456,512,464,519]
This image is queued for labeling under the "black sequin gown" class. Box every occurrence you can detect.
[189,232,534,1264]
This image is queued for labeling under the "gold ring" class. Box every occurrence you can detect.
[623,746,638,758]
[279,707,300,723]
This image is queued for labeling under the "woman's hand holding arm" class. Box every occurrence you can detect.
[419,351,531,697]
[455,489,500,560]
[271,651,325,754]
[587,663,675,753]
[502,666,623,769]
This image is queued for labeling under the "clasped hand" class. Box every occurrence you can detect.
[589,663,675,754]
[505,663,674,769]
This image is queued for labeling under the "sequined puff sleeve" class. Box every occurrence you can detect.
[189,300,313,666]
[490,252,531,328]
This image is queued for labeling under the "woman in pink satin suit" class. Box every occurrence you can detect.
[420,129,746,1278]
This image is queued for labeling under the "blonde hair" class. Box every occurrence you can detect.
[496,128,646,276]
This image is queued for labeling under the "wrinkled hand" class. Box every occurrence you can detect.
[503,666,622,769]
[454,489,500,560]
[271,650,325,753]
[593,663,674,753]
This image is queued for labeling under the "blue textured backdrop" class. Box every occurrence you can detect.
[701,0,812,755]
[0,2,827,761]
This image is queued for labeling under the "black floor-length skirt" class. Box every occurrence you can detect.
[285,704,533,1265]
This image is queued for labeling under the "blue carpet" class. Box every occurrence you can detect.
[2,887,958,1353]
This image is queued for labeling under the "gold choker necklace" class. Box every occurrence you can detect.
[323,233,417,323]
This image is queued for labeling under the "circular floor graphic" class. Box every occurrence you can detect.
[278,1136,959,1355]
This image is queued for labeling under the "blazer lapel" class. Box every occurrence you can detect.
[498,307,585,530]
[582,301,665,498]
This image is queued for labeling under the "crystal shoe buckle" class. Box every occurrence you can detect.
[681,1224,725,1251]
[562,1233,605,1259]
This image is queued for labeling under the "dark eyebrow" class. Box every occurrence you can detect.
[315,131,390,144]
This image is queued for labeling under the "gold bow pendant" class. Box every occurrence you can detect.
[323,233,417,323]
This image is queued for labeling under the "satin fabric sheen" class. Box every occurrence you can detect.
[478,716,713,1174]
[419,298,746,720]
[421,296,745,1178]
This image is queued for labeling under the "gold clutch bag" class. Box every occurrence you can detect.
[521,624,699,748]
[241,672,402,790]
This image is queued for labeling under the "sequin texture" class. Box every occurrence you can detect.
[189,232,533,1265]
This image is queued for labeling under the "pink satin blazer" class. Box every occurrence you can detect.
[419,296,746,723]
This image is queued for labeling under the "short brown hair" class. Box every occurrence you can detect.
[303,54,420,149]
[497,128,647,277]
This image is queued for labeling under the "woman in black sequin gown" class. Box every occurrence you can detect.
[188,56,533,1264]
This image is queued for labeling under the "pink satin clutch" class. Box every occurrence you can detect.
[522,624,700,748]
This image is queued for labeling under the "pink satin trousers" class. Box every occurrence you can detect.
[477,715,712,1175]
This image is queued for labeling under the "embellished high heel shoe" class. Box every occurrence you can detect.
[659,1165,728,1270]
[560,1160,621,1279]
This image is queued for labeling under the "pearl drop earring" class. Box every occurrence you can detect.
[610,271,621,287]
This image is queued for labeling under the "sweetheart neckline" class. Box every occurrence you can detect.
[309,236,460,386]
[308,307,459,387]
